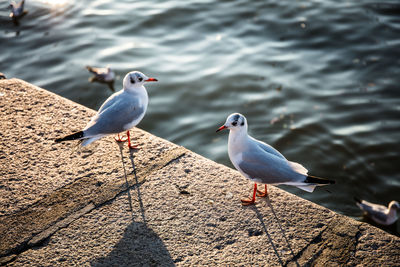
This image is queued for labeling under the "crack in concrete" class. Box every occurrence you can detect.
[286,224,329,266]
[344,224,363,266]
[28,203,96,246]
[0,204,96,266]
[0,147,187,262]
[286,217,361,266]
[162,152,186,168]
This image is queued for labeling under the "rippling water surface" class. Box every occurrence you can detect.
[1,0,399,234]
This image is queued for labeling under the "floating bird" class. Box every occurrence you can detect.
[9,0,26,19]
[55,71,157,148]
[86,66,115,83]
[355,198,400,226]
[216,113,335,205]
[86,66,116,91]
[0,72,6,80]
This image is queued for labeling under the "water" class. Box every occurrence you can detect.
[1,0,399,235]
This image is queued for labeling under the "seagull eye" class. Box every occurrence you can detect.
[232,121,237,126]
[138,76,143,82]
[130,76,135,84]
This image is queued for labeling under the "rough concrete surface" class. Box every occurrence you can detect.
[0,78,399,266]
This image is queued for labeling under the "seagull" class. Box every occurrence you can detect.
[86,66,115,83]
[55,71,157,148]
[9,0,26,19]
[216,113,335,205]
[355,198,400,226]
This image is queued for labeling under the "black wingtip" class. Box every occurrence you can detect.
[354,197,362,204]
[305,175,335,185]
[55,131,84,143]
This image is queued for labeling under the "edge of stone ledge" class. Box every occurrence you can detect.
[2,78,91,111]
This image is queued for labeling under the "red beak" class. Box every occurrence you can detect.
[216,125,227,132]
[145,78,158,82]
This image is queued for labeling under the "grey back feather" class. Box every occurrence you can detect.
[84,91,145,136]
[358,202,388,223]
[238,148,304,184]
[251,136,286,160]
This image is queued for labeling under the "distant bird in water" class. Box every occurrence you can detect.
[0,72,6,80]
[9,0,27,20]
[216,113,335,205]
[55,71,157,148]
[86,65,116,91]
[86,66,115,83]
[355,198,400,226]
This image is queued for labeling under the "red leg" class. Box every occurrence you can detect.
[241,183,257,205]
[256,184,268,197]
[126,130,139,150]
[114,133,127,143]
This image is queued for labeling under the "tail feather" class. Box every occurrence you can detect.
[354,197,362,204]
[305,175,335,185]
[55,131,84,143]
[296,184,316,193]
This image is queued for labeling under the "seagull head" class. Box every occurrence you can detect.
[389,201,400,213]
[216,113,248,133]
[123,71,158,91]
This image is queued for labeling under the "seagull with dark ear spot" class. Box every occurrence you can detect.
[55,71,158,149]
[217,113,335,205]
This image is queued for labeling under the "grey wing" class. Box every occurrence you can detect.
[15,0,24,10]
[11,1,24,15]
[81,92,119,132]
[84,96,145,136]
[238,150,305,184]
[251,137,286,160]
[359,202,388,222]
[96,91,123,114]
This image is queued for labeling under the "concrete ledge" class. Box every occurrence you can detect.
[0,78,399,266]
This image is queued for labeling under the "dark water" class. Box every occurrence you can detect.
[1,0,399,235]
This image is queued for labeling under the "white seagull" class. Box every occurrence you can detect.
[216,113,335,205]
[355,198,400,226]
[55,71,157,148]
[86,66,115,83]
[9,0,26,19]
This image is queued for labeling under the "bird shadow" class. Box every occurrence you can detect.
[90,144,174,266]
[128,147,147,225]
[116,142,134,214]
[250,197,300,267]
[116,142,147,225]
[90,220,174,266]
